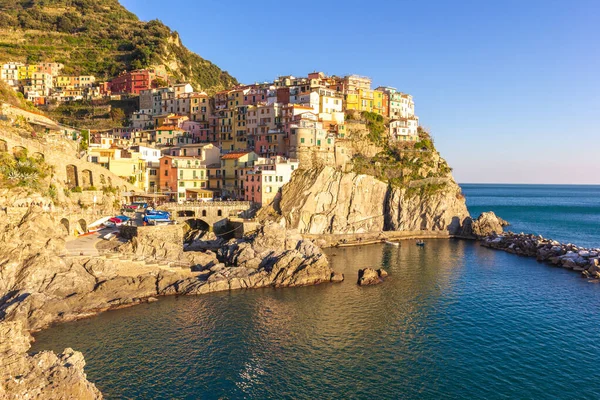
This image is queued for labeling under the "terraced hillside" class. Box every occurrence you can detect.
[0,0,237,92]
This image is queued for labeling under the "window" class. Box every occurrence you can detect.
[217,210,222,217]
[179,182,184,187]
[164,170,168,176]
[300,138,305,144]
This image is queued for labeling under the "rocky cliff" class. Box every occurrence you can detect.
[273,166,469,235]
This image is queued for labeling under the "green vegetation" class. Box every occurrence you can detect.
[102,185,118,195]
[361,111,386,145]
[405,182,448,198]
[43,98,137,129]
[0,150,53,191]
[0,80,36,110]
[352,121,452,196]
[0,0,237,92]
[71,186,82,193]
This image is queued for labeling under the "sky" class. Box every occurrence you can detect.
[121,0,600,184]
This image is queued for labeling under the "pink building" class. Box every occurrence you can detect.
[181,121,208,142]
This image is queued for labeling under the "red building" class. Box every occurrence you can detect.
[109,68,168,95]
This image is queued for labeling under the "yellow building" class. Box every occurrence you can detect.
[372,90,385,115]
[18,65,38,80]
[358,89,374,113]
[108,152,146,190]
[220,151,258,199]
[174,158,210,201]
[344,93,360,111]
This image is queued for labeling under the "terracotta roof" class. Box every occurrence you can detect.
[155,126,185,131]
[221,151,251,160]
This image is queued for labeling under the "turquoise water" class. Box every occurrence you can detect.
[31,185,600,399]
[463,184,600,248]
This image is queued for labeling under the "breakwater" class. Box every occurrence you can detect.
[481,233,600,279]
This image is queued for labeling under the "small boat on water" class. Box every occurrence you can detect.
[416,240,425,247]
[385,240,400,246]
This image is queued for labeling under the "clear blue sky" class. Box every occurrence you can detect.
[121,0,600,184]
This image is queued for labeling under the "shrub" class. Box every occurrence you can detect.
[71,186,83,193]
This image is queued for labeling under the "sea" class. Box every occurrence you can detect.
[31,184,600,399]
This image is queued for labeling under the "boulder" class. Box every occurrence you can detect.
[357,268,388,286]
[466,212,508,238]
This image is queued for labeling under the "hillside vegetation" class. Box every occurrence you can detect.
[350,111,453,194]
[0,0,238,92]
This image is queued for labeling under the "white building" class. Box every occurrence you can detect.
[1,62,23,87]
[390,118,419,141]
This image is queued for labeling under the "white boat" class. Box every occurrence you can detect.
[87,216,112,230]
[385,240,400,246]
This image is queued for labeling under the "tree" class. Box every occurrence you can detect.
[153,77,167,88]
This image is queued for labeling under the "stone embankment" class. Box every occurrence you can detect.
[481,233,600,279]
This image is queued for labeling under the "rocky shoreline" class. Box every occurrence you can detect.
[0,211,342,399]
[481,232,600,279]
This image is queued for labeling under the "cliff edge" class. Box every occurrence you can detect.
[265,121,470,235]
[275,165,468,235]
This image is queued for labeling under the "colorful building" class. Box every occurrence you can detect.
[220,151,259,199]
[159,155,213,202]
[243,156,299,205]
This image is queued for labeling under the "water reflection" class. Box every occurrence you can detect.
[31,240,600,399]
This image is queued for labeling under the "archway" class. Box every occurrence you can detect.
[81,169,93,188]
[77,219,87,234]
[185,218,210,231]
[217,209,222,217]
[12,146,26,158]
[201,209,207,217]
[60,218,70,235]
[0,139,7,152]
[66,165,78,189]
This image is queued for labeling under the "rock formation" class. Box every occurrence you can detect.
[357,268,388,286]
[481,233,600,279]
[459,211,508,239]
[0,211,340,398]
[272,166,469,235]
[0,320,101,399]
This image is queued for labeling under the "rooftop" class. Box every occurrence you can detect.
[221,151,251,160]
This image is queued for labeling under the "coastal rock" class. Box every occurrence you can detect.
[0,320,101,399]
[0,212,342,399]
[272,166,469,235]
[481,232,600,280]
[461,211,508,238]
[357,268,388,286]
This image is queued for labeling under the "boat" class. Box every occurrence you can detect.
[416,240,425,247]
[385,240,400,246]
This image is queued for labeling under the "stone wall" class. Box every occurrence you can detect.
[119,224,184,243]
[0,127,138,194]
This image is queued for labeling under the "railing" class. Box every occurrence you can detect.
[162,201,251,208]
